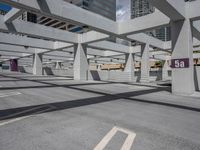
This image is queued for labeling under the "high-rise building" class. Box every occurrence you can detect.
[131,0,154,18]
[82,0,116,20]
[64,0,116,20]
[131,0,170,41]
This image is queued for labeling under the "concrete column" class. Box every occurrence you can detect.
[55,61,62,69]
[124,53,135,82]
[140,43,150,82]
[0,63,2,72]
[162,59,169,81]
[10,59,18,72]
[97,64,101,71]
[171,19,194,95]
[74,43,89,80]
[33,53,43,75]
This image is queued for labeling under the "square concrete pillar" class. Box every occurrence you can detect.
[33,53,43,75]
[162,59,169,81]
[140,43,150,82]
[55,61,62,69]
[124,53,135,82]
[74,43,89,80]
[10,59,18,72]
[171,19,195,95]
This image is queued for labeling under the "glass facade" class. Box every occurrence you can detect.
[131,0,171,41]
[82,0,116,21]
[131,0,154,18]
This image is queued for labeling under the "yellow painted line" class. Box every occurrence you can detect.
[93,126,136,150]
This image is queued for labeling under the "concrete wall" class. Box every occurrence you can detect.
[18,66,200,91]
[18,66,33,74]
[18,66,73,77]
[43,67,73,77]
[88,69,172,82]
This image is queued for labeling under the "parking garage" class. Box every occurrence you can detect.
[0,0,200,150]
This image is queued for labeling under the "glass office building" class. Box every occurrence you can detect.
[131,0,171,41]
[82,0,116,20]
[131,0,154,18]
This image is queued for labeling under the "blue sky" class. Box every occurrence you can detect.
[0,3,12,12]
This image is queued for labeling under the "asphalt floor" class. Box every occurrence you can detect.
[0,71,200,150]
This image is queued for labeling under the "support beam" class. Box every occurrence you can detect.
[162,58,170,81]
[0,43,49,54]
[4,8,24,23]
[0,32,54,50]
[0,51,29,57]
[118,10,170,35]
[55,61,62,69]
[171,19,195,95]
[88,41,130,53]
[124,53,135,82]
[33,53,43,75]
[74,43,88,80]
[186,0,200,21]
[128,33,165,50]
[80,31,109,44]
[140,43,150,83]
[148,0,185,21]
[0,0,117,35]
[0,16,78,43]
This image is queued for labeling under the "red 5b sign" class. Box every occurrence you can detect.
[171,58,189,68]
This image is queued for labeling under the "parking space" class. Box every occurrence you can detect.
[0,72,200,150]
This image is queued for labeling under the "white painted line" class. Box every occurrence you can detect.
[121,134,136,150]
[94,127,118,150]
[0,116,30,126]
[0,91,22,98]
[93,126,136,150]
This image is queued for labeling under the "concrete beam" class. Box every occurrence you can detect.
[0,44,35,54]
[33,53,43,75]
[88,41,130,53]
[0,51,30,57]
[4,8,24,23]
[148,0,185,21]
[128,33,165,50]
[87,48,105,57]
[0,16,79,43]
[79,31,109,44]
[0,32,54,50]
[0,0,118,34]
[118,10,170,35]
[45,51,73,58]
[104,51,124,57]
[186,0,200,21]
